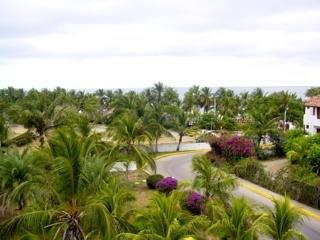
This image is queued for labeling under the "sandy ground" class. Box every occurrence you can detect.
[8,124,28,139]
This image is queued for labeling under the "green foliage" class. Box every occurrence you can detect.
[0,116,8,145]
[263,197,307,240]
[208,197,266,240]
[192,155,236,199]
[233,159,272,188]
[2,131,36,147]
[306,144,320,174]
[306,87,320,97]
[146,174,164,189]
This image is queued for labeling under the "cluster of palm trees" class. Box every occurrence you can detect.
[0,139,306,239]
[0,84,305,151]
[0,84,311,239]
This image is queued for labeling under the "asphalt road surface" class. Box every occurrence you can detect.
[156,152,320,240]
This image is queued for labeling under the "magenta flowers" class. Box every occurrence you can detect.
[156,177,177,193]
[209,135,254,161]
[187,191,205,215]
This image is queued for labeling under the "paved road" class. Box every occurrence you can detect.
[156,152,320,240]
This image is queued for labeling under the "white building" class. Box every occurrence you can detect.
[303,96,320,134]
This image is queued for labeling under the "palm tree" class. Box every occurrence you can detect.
[246,106,278,149]
[152,82,165,105]
[208,197,266,240]
[16,93,70,146]
[117,191,193,240]
[0,147,34,210]
[145,105,172,153]
[171,109,191,151]
[1,128,135,239]
[108,111,156,179]
[200,87,213,112]
[192,155,236,199]
[263,197,306,240]
[0,116,8,147]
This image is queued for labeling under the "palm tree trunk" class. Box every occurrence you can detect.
[155,138,159,153]
[125,164,129,180]
[176,133,183,151]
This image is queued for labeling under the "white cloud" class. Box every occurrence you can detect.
[1,56,319,89]
[0,0,320,88]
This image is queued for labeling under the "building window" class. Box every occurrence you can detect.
[307,107,310,109]
[318,107,320,119]
[313,107,316,115]
[306,125,309,129]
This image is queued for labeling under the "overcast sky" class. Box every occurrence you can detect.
[1,0,320,89]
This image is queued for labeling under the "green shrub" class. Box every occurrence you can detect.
[286,150,301,164]
[146,174,164,189]
[233,158,272,188]
[306,144,320,175]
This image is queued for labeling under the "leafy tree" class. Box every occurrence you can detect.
[306,144,320,174]
[0,116,8,147]
[245,106,278,149]
[192,155,236,199]
[208,197,266,240]
[306,87,320,97]
[1,129,134,239]
[108,111,156,179]
[169,108,193,151]
[263,197,306,240]
[200,87,213,112]
[118,191,195,240]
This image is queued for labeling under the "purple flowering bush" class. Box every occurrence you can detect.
[156,177,177,193]
[221,136,254,160]
[208,135,254,161]
[187,191,205,215]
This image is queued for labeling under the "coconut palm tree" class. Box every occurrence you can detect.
[1,128,135,239]
[171,109,192,151]
[108,111,156,179]
[0,147,34,210]
[208,197,266,240]
[200,87,213,112]
[263,197,306,240]
[117,191,194,240]
[0,116,8,147]
[192,155,236,199]
[246,106,278,149]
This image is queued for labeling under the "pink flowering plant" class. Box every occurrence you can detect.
[156,177,177,193]
[221,136,254,160]
[209,135,254,161]
[187,191,205,215]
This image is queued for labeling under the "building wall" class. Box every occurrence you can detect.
[303,106,320,134]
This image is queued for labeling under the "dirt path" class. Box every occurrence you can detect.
[262,158,289,174]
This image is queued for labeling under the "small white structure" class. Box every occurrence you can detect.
[303,96,320,134]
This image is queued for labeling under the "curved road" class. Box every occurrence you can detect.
[156,151,320,240]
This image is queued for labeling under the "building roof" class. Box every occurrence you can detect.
[305,96,320,107]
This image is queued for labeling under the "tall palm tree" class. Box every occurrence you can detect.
[171,109,191,151]
[1,128,134,239]
[145,105,172,153]
[152,82,165,105]
[0,116,8,147]
[246,106,278,149]
[192,155,236,199]
[200,87,213,112]
[108,111,156,179]
[263,197,306,240]
[208,197,266,240]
